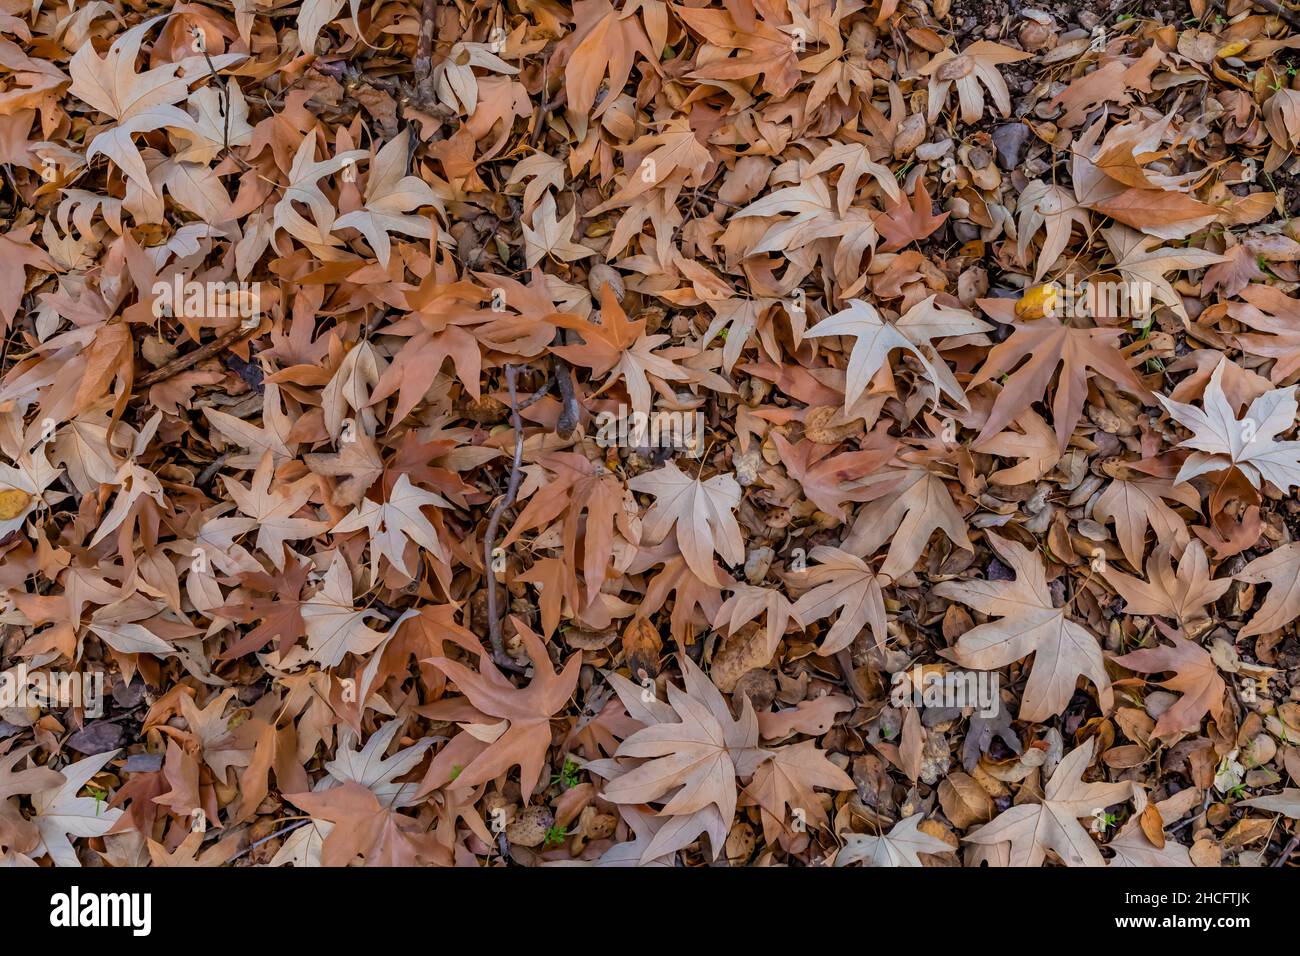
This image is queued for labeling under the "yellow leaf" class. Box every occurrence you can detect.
[1015,283,1060,320]
[0,487,31,520]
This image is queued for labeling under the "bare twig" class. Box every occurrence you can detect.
[228,818,311,863]
[136,323,260,391]
[196,451,234,489]
[553,354,580,437]
[1253,0,1300,32]
[518,373,554,411]
[412,0,437,103]
[484,364,528,671]
[1273,831,1300,867]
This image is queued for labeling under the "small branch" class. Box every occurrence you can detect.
[412,0,437,104]
[228,819,311,863]
[136,323,259,391]
[1253,0,1300,32]
[1273,831,1300,867]
[517,373,554,411]
[196,451,233,489]
[553,354,580,438]
[484,364,527,671]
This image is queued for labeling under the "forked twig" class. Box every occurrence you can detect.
[483,364,527,671]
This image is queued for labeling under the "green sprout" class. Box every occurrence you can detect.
[543,823,567,848]
[559,759,579,790]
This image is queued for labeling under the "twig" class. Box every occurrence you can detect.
[484,364,527,671]
[196,452,233,489]
[228,819,311,863]
[136,323,260,391]
[553,354,580,437]
[1253,0,1300,31]
[1273,831,1300,867]
[412,0,437,104]
[518,373,554,411]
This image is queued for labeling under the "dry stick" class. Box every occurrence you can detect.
[484,364,527,671]
[228,818,311,863]
[553,356,580,437]
[1273,831,1300,867]
[135,323,260,391]
[1253,0,1300,31]
[412,0,437,103]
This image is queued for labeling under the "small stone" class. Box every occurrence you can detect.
[744,547,774,583]
[67,720,125,755]
[892,113,928,158]
[506,805,554,848]
[122,752,165,773]
[915,139,953,162]
[992,123,1031,169]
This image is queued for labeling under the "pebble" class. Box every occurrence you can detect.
[992,123,1031,169]
[916,139,953,161]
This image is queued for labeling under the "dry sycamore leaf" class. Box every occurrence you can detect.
[1238,790,1300,818]
[552,285,690,416]
[772,431,896,521]
[287,781,436,866]
[296,553,389,668]
[1102,541,1232,627]
[713,584,797,659]
[627,461,743,587]
[1092,476,1198,569]
[973,409,1060,486]
[919,42,1033,125]
[1229,284,1300,385]
[1113,622,1228,741]
[297,0,361,54]
[971,315,1147,453]
[221,452,331,572]
[68,16,241,197]
[602,655,767,864]
[789,546,888,654]
[1017,181,1090,283]
[1236,542,1300,638]
[1157,357,1300,493]
[805,295,988,411]
[522,192,597,268]
[936,532,1112,721]
[964,740,1133,866]
[743,738,852,842]
[873,180,950,251]
[273,135,369,249]
[806,141,901,214]
[1107,791,1197,867]
[333,130,441,269]
[30,750,124,868]
[562,0,656,118]
[426,620,580,798]
[331,473,452,582]
[745,740,854,845]
[0,744,65,855]
[1104,226,1227,323]
[836,813,951,867]
[842,463,973,581]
